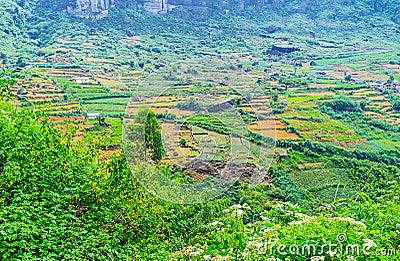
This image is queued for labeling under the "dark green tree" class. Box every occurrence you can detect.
[0,53,7,65]
[388,74,395,83]
[271,169,304,203]
[0,71,15,100]
[322,96,362,112]
[393,100,400,111]
[179,138,187,146]
[360,98,370,110]
[272,91,279,102]
[16,57,27,68]
[136,107,165,163]
[176,97,202,111]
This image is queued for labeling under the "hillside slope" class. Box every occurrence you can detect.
[69,0,400,22]
[8,0,400,22]
[0,0,36,62]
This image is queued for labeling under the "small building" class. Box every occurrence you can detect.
[102,65,114,73]
[370,81,386,93]
[294,61,303,67]
[17,88,28,95]
[279,151,289,159]
[395,84,400,93]
[87,113,101,120]
[270,73,279,81]
[350,77,364,84]
[72,77,89,84]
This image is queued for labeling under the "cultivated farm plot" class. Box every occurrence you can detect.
[14,70,65,102]
[85,118,123,145]
[13,30,400,183]
[274,92,371,148]
[287,118,365,144]
[340,87,400,123]
[162,122,200,166]
[291,167,357,201]
[96,77,127,91]
[248,119,300,140]
[192,126,229,163]
[380,62,400,71]
[280,94,331,119]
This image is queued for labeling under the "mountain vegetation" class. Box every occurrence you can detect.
[0,79,399,259]
[0,0,399,259]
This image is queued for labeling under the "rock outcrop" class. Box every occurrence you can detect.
[267,45,301,55]
[65,0,253,20]
[61,0,400,22]
[67,0,114,19]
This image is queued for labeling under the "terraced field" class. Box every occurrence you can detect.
[10,29,400,187]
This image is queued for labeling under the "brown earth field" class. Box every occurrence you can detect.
[248,119,302,140]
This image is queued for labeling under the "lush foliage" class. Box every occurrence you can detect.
[135,107,166,163]
[322,96,362,113]
[1,1,399,259]
[176,97,202,111]
[0,97,232,259]
[171,198,400,260]
[393,100,400,111]
[0,71,14,100]
[270,169,305,203]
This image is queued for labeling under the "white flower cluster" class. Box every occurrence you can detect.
[171,246,204,258]
[222,203,251,218]
[209,221,224,227]
[241,227,280,259]
[259,202,299,223]
[245,240,264,250]
[262,227,278,238]
[287,212,312,226]
[208,220,225,232]
[203,254,234,261]
[330,217,367,229]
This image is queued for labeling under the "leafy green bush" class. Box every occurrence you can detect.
[0,100,234,260]
[0,71,15,100]
[322,96,362,113]
[171,197,400,260]
[176,97,202,111]
[393,100,400,111]
[278,77,309,88]
[270,169,305,203]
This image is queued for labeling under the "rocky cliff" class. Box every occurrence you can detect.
[64,0,171,19]
[66,0,114,19]
[22,0,400,22]
[64,0,265,20]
